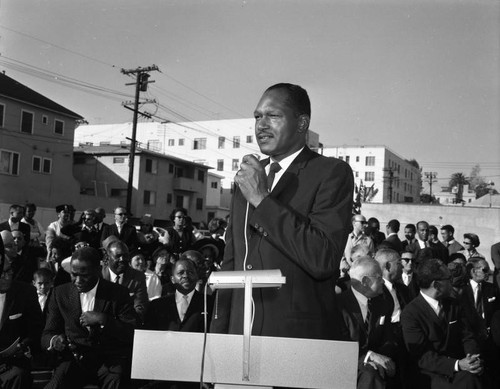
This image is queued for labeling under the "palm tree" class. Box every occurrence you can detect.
[449,173,469,203]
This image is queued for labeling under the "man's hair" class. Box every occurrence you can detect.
[449,252,466,264]
[374,248,400,271]
[428,225,438,236]
[33,267,54,281]
[416,221,429,229]
[440,224,454,235]
[416,258,447,289]
[51,237,72,259]
[350,256,380,282]
[265,83,311,117]
[208,218,227,234]
[71,246,101,268]
[170,207,188,221]
[351,244,373,260]
[107,240,129,254]
[387,219,400,233]
[464,233,480,247]
[465,257,488,277]
[171,257,197,276]
[25,203,37,211]
[404,224,416,233]
[9,204,23,213]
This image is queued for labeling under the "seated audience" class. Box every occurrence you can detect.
[0,204,30,246]
[46,237,72,286]
[164,208,197,259]
[0,241,43,389]
[102,240,149,324]
[151,246,176,295]
[41,247,137,389]
[428,226,449,263]
[336,256,397,389]
[382,219,404,254]
[401,258,484,389]
[101,206,138,252]
[403,224,417,252]
[45,204,73,251]
[367,217,386,248]
[61,209,101,250]
[137,214,161,261]
[491,240,500,292]
[10,229,40,284]
[130,249,162,301]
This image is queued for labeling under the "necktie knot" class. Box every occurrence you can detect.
[267,162,282,191]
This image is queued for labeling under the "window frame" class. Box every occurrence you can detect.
[20,110,34,134]
[54,119,64,135]
[0,149,20,176]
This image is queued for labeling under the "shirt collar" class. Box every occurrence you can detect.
[108,268,121,282]
[470,279,479,289]
[420,290,440,312]
[267,146,304,174]
[384,278,393,291]
[351,286,369,306]
[175,289,195,302]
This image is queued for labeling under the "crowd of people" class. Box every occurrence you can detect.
[336,214,500,389]
[0,203,226,389]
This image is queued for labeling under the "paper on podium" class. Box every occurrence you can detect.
[132,330,358,388]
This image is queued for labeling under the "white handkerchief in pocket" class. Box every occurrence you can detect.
[9,313,23,320]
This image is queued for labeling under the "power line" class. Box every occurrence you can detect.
[0,24,118,68]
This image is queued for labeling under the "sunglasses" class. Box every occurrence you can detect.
[115,213,126,216]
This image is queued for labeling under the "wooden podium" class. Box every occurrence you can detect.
[131,270,358,388]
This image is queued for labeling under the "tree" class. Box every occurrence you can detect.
[449,172,469,203]
[420,193,437,204]
[474,182,499,199]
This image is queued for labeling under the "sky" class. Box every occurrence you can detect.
[1,0,499,192]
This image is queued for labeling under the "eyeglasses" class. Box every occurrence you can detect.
[115,213,126,216]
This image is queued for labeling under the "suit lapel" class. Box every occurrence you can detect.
[271,148,311,199]
[0,287,16,331]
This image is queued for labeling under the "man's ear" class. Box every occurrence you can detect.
[297,115,310,133]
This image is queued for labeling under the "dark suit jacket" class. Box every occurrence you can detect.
[382,234,404,254]
[11,247,40,284]
[336,288,396,362]
[211,147,354,339]
[0,281,43,354]
[101,223,138,251]
[41,279,137,357]
[460,280,499,341]
[61,223,101,250]
[445,241,464,256]
[491,242,500,290]
[401,294,479,379]
[101,265,149,323]
[145,290,213,332]
[382,282,410,317]
[0,221,31,247]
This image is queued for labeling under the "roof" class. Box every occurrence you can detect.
[0,72,83,119]
[74,144,213,170]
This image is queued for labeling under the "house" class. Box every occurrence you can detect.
[0,72,83,208]
[73,144,211,225]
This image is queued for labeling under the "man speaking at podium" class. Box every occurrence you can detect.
[210,83,353,340]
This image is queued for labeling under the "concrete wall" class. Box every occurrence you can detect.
[361,202,500,268]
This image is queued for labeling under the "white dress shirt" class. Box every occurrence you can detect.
[265,147,304,191]
[384,279,401,323]
[175,289,195,321]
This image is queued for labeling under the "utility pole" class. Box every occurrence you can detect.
[121,65,159,213]
[383,168,395,203]
[424,172,437,201]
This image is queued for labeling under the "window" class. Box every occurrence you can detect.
[21,110,34,134]
[217,159,224,171]
[110,189,127,197]
[196,198,203,210]
[113,157,125,164]
[54,119,64,135]
[365,156,375,166]
[345,156,350,164]
[246,135,253,143]
[147,140,161,151]
[144,190,156,205]
[169,164,174,173]
[232,159,239,171]
[0,149,20,175]
[145,158,158,174]
[193,138,206,150]
[365,172,374,182]
[32,156,52,174]
[211,182,218,189]
[356,156,360,162]
[176,195,184,208]
[355,171,359,178]
[339,156,343,161]
[168,139,175,146]
[198,170,205,182]
[233,136,240,148]
[167,193,172,204]
[218,137,225,149]
[178,138,184,146]
[0,104,5,127]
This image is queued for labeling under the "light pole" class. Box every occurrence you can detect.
[488,181,495,208]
